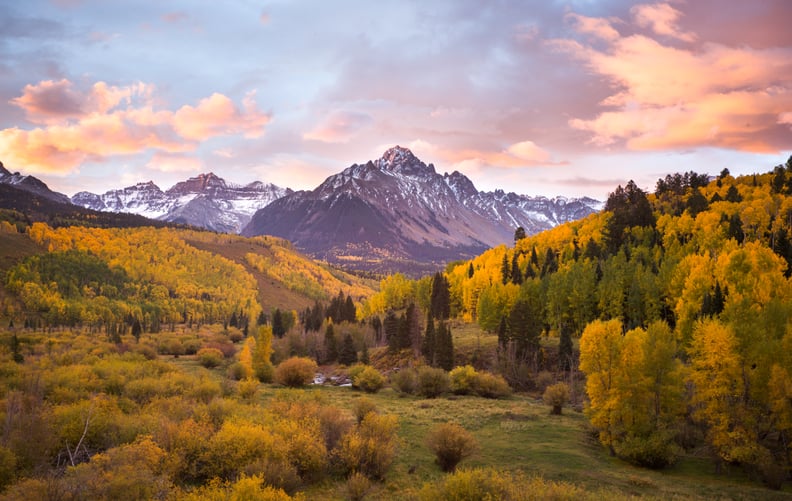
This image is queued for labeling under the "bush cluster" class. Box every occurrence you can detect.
[274,357,318,387]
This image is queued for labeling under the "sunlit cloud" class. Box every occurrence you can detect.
[303,110,373,143]
[565,13,620,41]
[408,139,561,169]
[173,91,270,141]
[631,3,696,42]
[552,2,792,154]
[0,79,270,175]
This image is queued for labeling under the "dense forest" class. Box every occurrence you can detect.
[2,158,792,497]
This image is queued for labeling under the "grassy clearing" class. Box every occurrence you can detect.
[227,382,788,500]
[166,327,792,500]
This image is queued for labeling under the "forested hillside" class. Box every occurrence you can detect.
[359,157,792,486]
[1,223,375,333]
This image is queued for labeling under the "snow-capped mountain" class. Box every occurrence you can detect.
[72,173,291,233]
[0,161,71,205]
[242,146,601,274]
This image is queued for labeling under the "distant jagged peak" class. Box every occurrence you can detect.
[376,145,436,176]
[0,161,9,176]
[443,170,478,198]
[167,172,229,195]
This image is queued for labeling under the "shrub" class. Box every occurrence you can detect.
[473,372,511,399]
[543,382,569,415]
[346,471,372,501]
[449,365,478,395]
[418,468,622,501]
[346,364,367,385]
[182,338,202,355]
[227,362,246,381]
[390,368,418,395]
[614,432,681,469]
[196,347,224,368]
[353,366,384,393]
[417,366,449,398]
[237,378,259,401]
[337,413,399,480]
[317,406,354,451]
[426,422,478,472]
[353,397,377,424]
[274,357,318,387]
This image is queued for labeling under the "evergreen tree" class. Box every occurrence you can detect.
[338,334,358,365]
[530,246,539,267]
[324,323,338,363]
[272,308,286,337]
[501,253,511,285]
[772,165,786,193]
[725,185,742,203]
[467,262,474,278]
[384,310,400,352]
[131,318,142,341]
[686,188,708,217]
[508,299,541,361]
[343,295,357,323]
[422,314,436,365]
[510,253,523,285]
[430,272,451,320]
[540,248,558,277]
[360,342,370,365]
[603,180,655,253]
[727,213,745,243]
[257,310,268,326]
[435,321,454,371]
[514,226,526,242]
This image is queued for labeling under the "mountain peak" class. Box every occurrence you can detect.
[0,161,9,176]
[167,172,228,195]
[376,145,435,176]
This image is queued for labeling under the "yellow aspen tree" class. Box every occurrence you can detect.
[252,325,274,383]
[579,318,624,453]
[688,319,768,466]
[239,336,256,380]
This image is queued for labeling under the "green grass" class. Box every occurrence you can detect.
[227,382,790,500]
[168,333,792,500]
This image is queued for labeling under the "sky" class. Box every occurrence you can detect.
[1,0,790,201]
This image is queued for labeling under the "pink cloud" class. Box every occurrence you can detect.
[10,79,153,125]
[303,110,373,143]
[409,139,559,169]
[552,4,792,153]
[174,91,269,141]
[631,3,696,42]
[565,13,620,41]
[0,79,270,174]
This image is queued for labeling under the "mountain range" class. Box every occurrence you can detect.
[242,146,601,273]
[71,173,290,234]
[1,147,601,274]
